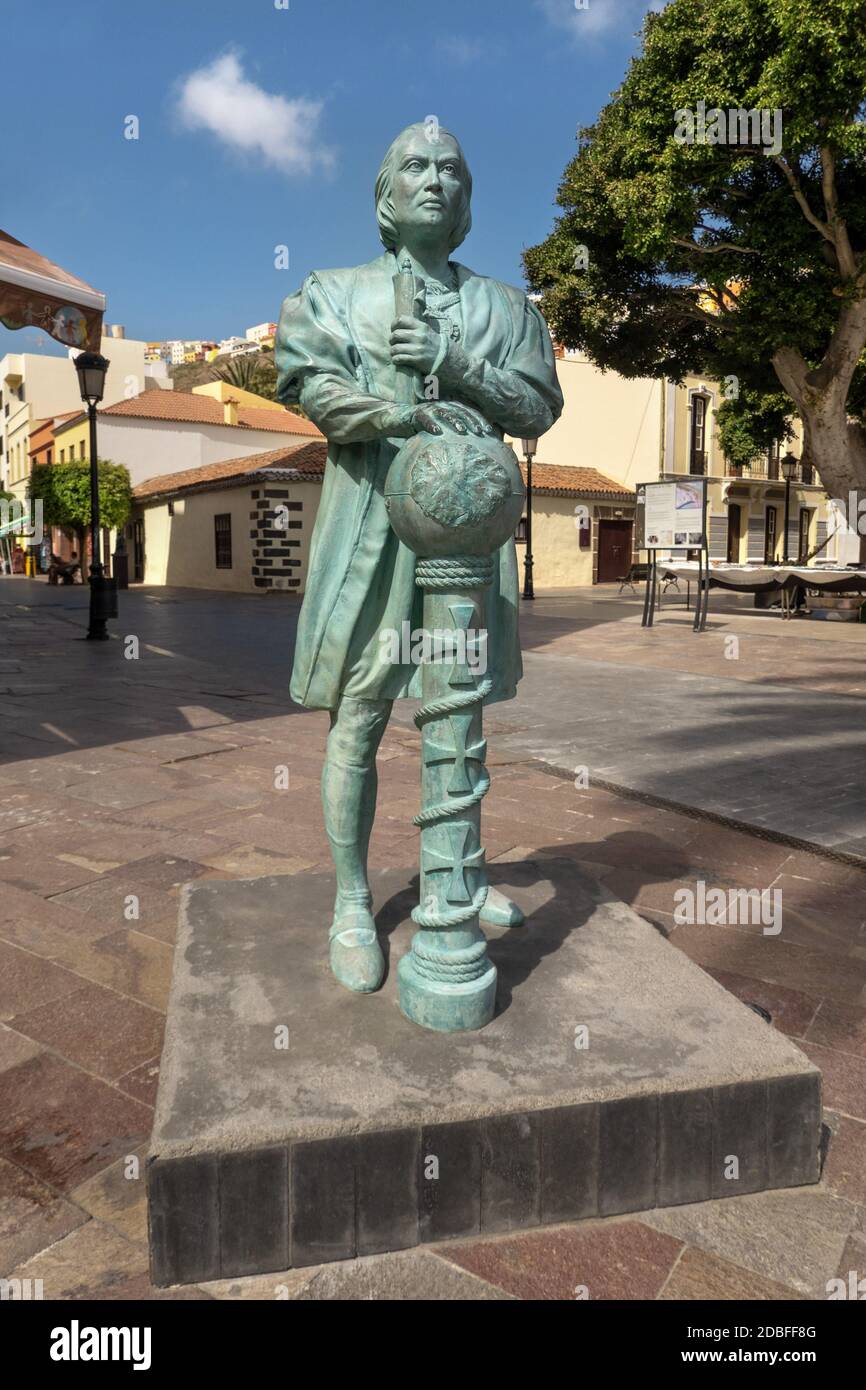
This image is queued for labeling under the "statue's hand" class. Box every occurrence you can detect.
[411,403,495,438]
[389,316,441,375]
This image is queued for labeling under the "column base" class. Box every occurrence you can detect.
[397,952,497,1033]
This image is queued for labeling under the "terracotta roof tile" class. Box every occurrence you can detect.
[133,441,326,500]
[520,461,634,498]
[101,390,322,437]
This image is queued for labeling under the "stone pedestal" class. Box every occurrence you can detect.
[147,861,821,1287]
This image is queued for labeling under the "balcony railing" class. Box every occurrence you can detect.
[689,451,707,475]
[725,460,815,484]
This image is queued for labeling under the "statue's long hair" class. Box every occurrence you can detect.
[375,123,472,254]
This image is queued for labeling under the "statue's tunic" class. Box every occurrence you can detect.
[275,251,563,711]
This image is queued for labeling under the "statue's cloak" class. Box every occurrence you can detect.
[275,251,563,710]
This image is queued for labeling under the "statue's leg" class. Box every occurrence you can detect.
[480,887,525,928]
[321,694,391,992]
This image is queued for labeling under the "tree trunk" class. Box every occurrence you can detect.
[773,338,866,557]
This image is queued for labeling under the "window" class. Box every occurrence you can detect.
[79,441,85,460]
[689,395,709,474]
[167,500,174,517]
[46,449,52,464]
[60,448,65,463]
[214,513,232,568]
[515,517,527,543]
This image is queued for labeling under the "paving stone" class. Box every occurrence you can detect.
[292,1247,514,1300]
[70,1149,149,1244]
[444,1220,683,1300]
[198,1267,314,1300]
[49,855,219,936]
[705,967,819,1037]
[10,981,164,1082]
[832,1235,866,1296]
[821,1116,866,1206]
[643,1186,860,1298]
[806,1000,866,1057]
[116,1057,162,1107]
[659,1246,805,1300]
[0,940,79,1021]
[0,1156,88,1275]
[672,920,866,1005]
[7,1218,208,1300]
[798,1042,866,1122]
[0,1052,152,1192]
[0,1024,43,1074]
[192,844,315,877]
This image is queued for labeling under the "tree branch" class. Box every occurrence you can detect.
[819,143,859,281]
[772,156,835,244]
[672,238,759,256]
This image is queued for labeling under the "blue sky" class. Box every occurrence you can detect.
[1,0,665,358]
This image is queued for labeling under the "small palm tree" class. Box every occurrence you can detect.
[211,353,273,396]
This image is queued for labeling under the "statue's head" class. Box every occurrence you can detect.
[375,122,472,254]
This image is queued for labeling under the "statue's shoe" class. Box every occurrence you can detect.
[479,886,525,928]
[328,903,385,994]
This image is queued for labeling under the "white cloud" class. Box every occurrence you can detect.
[175,52,333,176]
[435,36,503,65]
[536,0,669,40]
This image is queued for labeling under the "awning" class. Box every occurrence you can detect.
[0,229,105,351]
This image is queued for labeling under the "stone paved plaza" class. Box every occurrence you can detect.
[1,577,864,1299]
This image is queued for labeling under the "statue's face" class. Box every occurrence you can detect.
[390,131,464,245]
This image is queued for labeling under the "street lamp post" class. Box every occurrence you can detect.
[73,351,114,640]
[520,436,538,600]
[781,451,798,563]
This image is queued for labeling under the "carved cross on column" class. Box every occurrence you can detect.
[422,820,485,904]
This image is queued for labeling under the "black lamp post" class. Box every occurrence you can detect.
[73,350,114,640]
[521,436,538,600]
[781,451,798,563]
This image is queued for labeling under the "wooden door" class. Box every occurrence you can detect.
[727,504,741,563]
[132,520,145,582]
[597,520,633,582]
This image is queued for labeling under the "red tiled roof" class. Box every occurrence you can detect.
[133,441,326,500]
[99,391,322,437]
[520,462,633,498]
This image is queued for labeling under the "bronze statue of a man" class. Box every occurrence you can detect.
[275,123,563,994]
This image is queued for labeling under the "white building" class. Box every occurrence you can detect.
[245,322,277,344]
[1,332,149,494]
[52,386,322,488]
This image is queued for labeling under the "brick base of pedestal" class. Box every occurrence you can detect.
[147,860,821,1287]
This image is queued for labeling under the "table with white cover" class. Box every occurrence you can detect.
[658,561,866,619]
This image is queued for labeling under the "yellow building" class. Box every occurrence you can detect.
[506,348,844,582]
[192,380,285,413]
[131,440,325,591]
[660,373,832,563]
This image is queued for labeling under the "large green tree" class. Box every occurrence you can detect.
[29,460,132,560]
[524,0,866,516]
